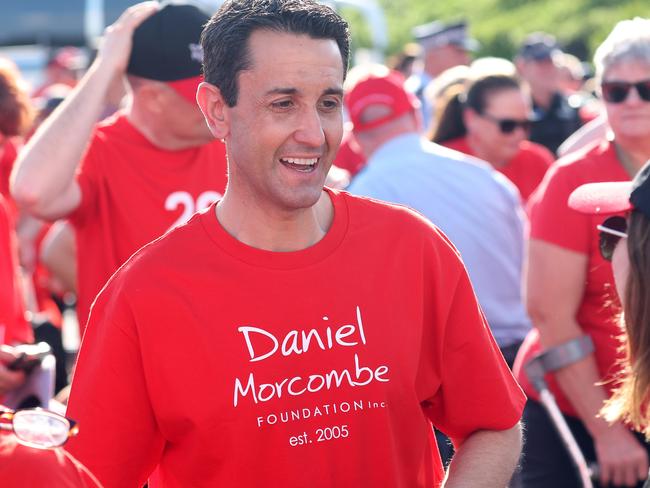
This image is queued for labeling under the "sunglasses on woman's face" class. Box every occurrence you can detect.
[479,112,532,134]
[596,216,628,261]
[601,79,650,104]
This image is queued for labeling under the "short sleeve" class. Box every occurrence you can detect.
[419,234,525,446]
[528,163,591,253]
[68,133,103,227]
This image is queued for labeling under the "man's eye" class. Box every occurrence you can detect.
[320,99,340,110]
[272,100,293,109]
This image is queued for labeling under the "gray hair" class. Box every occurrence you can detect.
[594,17,650,81]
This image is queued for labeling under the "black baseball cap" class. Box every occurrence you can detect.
[568,161,650,220]
[127,2,209,102]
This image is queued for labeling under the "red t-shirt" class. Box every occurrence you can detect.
[0,431,102,487]
[513,139,629,416]
[67,189,525,488]
[0,138,18,198]
[0,195,32,346]
[442,137,554,202]
[69,113,228,326]
[0,138,20,218]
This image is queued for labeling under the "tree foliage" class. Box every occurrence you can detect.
[343,0,649,63]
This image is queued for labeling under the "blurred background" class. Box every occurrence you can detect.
[1,0,643,90]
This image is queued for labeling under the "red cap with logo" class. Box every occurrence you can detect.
[345,70,420,132]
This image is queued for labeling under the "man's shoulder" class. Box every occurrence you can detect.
[518,140,555,164]
[356,137,520,207]
[426,142,521,200]
[550,139,614,179]
[93,111,128,138]
[340,190,463,257]
[343,189,430,222]
[100,209,208,293]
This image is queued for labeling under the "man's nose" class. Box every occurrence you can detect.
[294,107,326,147]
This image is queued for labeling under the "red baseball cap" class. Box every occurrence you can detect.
[167,75,203,104]
[345,70,420,132]
[568,160,650,219]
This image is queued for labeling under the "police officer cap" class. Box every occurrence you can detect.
[412,21,479,51]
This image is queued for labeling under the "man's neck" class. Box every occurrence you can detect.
[215,189,334,252]
[532,90,555,110]
[466,134,505,168]
[126,109,202,151]
[615,138,650,177]
[362,128,419,161]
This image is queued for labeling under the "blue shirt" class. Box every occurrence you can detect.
[348,133,531,347]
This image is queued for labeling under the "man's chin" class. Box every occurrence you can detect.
[278,185,327,211]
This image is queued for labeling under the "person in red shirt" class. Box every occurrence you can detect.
[0,195,33,400]
[11,3,229,327]
[513,18,650,488]
[0,59,35,214]
[431,71,554,202]
[65,1,524,487]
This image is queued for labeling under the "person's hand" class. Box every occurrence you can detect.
[95,1,159,74]
[594,423,649,487]
[0,345,26,396]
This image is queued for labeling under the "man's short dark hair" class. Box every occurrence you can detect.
[202,0,350,107]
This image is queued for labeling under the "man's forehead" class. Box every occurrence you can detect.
[246,30,344,72]
[238,30,344,94]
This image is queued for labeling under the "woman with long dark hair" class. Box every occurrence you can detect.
[569,162,650,438]
[431,70,554,201]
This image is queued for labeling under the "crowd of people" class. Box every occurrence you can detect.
[1,0,650,487]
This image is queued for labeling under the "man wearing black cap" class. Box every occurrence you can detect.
[11,2,229,326]
[516,32,583,154]
[406,20,478,127]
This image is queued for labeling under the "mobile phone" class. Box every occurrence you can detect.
[6,343,52,374]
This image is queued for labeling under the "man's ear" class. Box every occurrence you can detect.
[197,82,230,139]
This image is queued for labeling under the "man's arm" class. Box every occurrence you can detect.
[444,423,522,487]
[10,2,159,221]
[40,221,77,293]
[527,239,649,487]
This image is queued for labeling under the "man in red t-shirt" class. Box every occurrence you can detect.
[65,2,525,487]
[11,3,229,327]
